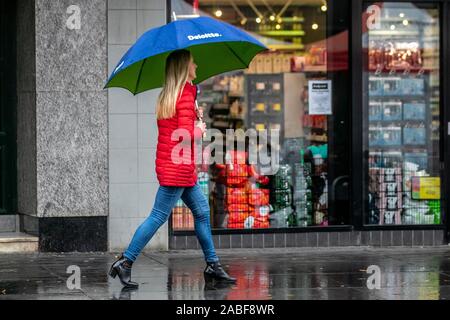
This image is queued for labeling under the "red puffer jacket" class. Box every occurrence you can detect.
[155,81,202,187]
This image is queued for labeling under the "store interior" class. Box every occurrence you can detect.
[171,0,342,231]
[363,3,441,226]
[171,1,443,230]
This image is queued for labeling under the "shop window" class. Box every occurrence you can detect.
[362,2,442,225]
[171,0,350,231]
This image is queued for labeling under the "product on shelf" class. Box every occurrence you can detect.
[246,53,292,74]
[270,165,293,212]
[292,151,314,227]
[172,200,195,231]
[368,125,402,147]
[269,207,293,228]
[249,187,270,206]
[247,74,285,139]
[403,102,426,120]
[368,40,424,71]
[214,151,270,229]
[382,101,402,121]
[172,171,210,230]
[368,159,403,225]
[403,124,426,145]
[369,76,425,96]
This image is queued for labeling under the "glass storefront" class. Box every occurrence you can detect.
[362,2,443,226]
[170,0,351,231]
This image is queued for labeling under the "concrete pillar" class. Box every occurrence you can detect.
[18,0,108,252]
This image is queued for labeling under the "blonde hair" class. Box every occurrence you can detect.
[156,50,193,120]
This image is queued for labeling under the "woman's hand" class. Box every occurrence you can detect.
[197,107,204,119]
[195,121,207,134]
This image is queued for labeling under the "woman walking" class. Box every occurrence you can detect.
[109,49,236,289]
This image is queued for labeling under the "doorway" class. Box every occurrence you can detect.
[0,0,17,215]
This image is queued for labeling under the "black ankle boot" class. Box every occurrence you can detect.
[109,254,139,288]
[204,262,236,283]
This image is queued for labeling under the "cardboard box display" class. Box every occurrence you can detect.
[263,55,273,73]
[272,54,282,73]
[255,55,265,74]
[282,54,292,72]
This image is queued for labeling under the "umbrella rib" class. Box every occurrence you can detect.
[134,58,147,94]
[224,42,248,68]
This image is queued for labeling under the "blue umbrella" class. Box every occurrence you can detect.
[105,16,268,95]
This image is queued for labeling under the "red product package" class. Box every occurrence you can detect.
[250,205,270,219]
[226,164,248,187]
[226,187,248,205]
[227,203,249,213]
[249,188,270,206]
[228,210,249,224]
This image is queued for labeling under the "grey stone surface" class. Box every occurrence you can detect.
[307,232,318,247]
[403,230,413,247]
[36,91,108,217]
[381,231,393,246]
[318,232,329,247]
[175,236,186,250]
[370,231,382,247]
[108,10,137,45]
[253,234,263,248]
[338,232,351,246]
[275,233,286,247]
[0,216,16,233]
[296,233,307,247]
[186,236,198,250]
[31,0,108,218]
[20,214,39,236]
[220,235,231,249]
[137,0,165,10]
[17,93,37,217]
[242,234,253,248]
[16,0,37,217]
[264,233,275,248]
[16,0,108,219]
[413,230,424,246]
[231,235,242,249]
[35,0,107,91]
[109,0,137,10]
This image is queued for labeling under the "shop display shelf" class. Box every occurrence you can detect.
[368,95,426,100]
[258,30,305,37]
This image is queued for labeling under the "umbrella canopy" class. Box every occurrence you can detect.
[105,16,268,95]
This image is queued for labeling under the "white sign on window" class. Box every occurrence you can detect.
[309,80,332,115]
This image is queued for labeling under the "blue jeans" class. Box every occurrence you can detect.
[124,182,219,263]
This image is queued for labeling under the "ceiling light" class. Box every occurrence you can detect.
[241,18,247,25]
[215,9,222,18]
[399,13,405,18]
[270,15,275,21]
[256,17,262,23]
[321,5,327,12]
[276,24,281,30]
[390,25,396,30]
[312,23,319,30]
[403,19,409,26]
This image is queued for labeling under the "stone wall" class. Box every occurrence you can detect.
[17,0,109,251]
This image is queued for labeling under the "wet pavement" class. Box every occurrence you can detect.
[1,247,450,300]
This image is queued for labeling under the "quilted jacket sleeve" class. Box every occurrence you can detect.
[176,84,195,140]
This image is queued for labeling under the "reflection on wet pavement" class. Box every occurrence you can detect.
[1,247,450,300]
